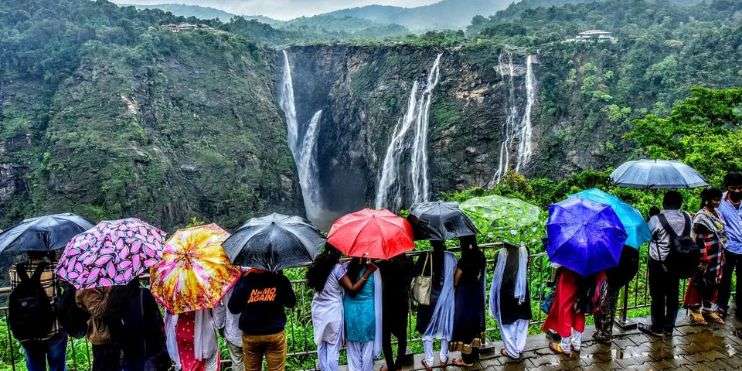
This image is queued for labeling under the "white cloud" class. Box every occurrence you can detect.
[114,0,442,20]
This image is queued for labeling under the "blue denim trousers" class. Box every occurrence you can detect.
[22,333,68,371]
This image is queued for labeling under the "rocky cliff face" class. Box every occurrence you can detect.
[282,44,622,218]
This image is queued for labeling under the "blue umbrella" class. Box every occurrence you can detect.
[570,188,651,249]
[610,159,707,189]
[0,213,94,254]
[546,198,627,277]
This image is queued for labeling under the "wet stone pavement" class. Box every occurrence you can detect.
[355,315,742,370]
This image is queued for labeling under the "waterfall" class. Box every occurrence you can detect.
[489,52,537,186]
[490,52,517,186]
[516,55,536,172]
[278,50,326,224]
[410,53,442,204]
[298,110,323,222]
[376,54,443,209]
[375,82,419,210]
[279,50,299,159]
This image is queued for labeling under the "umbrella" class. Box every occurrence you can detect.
[569,188,651,249]
[0,213,94,254]
[460,195,544,246]
[408,201,478,241]
[56,218,166,289]
[610,159,707,189]
[327,208,414,259]
[224,213,324,271]
[150,224,240,314]
[546,198,627,277]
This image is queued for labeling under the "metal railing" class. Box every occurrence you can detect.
[0,243,733,370]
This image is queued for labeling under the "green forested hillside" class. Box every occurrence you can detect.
[0,0,299,229]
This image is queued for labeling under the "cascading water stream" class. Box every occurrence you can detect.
[375,82,419,210]
[411,53,442,204]
[279,50,326,224]
[490,52,517,186]
[376,54,443,209]
[516,55,535,172]
[279,50,299,159]
[489,52,537,186]
[298,110,324,223]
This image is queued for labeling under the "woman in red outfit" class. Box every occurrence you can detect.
[542,267,584,355]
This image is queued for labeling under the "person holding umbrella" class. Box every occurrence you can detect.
[450,236,486,367]
[2,213,93,371]
[542,198,626,355]
[306,246,347,371]
[684,188,727,325]
[151,224,241,371]
[327,208,415,371]
[224,214,324,371]
[341,257,381,371]
[642,191,692,336]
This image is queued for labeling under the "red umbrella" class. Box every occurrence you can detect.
[327,208,415,259]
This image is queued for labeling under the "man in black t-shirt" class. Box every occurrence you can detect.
[228,269,296,371]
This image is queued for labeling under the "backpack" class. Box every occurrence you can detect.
[657,213,699,279]
[55,283,89,339]
[8,262,55,342]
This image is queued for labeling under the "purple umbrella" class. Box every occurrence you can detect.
[546,198,627,277]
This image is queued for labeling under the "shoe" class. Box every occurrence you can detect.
[638,323,664,338]
[705,311,725,325]
[690,310,708,325]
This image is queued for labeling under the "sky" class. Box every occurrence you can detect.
[114,1,443,20]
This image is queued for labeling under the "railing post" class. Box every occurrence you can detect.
[614,285,637,330]
[6,316,16,371]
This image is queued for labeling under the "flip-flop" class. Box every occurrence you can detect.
[548,341,569,356]
[451,359,474,367]
[501,348,519,360]
[421,359,433,371]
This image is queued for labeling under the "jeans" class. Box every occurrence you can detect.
[648,258,680,332]
[718,250,741,318]
[243,331,286,371]
[21,333,68,371]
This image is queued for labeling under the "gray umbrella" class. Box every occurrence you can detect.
[0,213,94,254]
[223,213,325,271]
[408,201,478,241]
[610,159,708,189]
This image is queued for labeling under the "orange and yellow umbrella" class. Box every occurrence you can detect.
[150,224,240,314]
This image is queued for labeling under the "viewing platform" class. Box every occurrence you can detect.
[344,316,741,370]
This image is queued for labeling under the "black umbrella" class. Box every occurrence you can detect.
[408,201,478,241]
[223,213,325,271]
[0,213,94,255]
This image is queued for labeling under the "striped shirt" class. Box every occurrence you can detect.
[8,258,63,340]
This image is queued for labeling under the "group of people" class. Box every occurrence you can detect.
[306,236,531,371]
[9,254,298,371]
[6,171,741,371]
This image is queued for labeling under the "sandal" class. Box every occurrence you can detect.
[548,341,570,356]
[421,359,433,371]
[501,348,519,360]
[451,358,474,367]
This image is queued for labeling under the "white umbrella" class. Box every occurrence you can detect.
[610,160,707,189]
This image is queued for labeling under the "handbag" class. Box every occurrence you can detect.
[411,253,433,306]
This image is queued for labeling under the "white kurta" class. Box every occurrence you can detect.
[312,263,347,370]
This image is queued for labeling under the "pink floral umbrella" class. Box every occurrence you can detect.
[56,218,166,289]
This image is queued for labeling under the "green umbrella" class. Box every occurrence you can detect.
[460,195,545,247]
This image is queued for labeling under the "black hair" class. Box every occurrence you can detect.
[724,171,742,187]
[458,236,484,280]
[345,257,365,284]
[430,240,446,251]
[700,188,723,208]
[306,245,342,292]
[662,191,683,210]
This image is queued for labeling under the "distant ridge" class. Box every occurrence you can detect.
[123,3,281,25]
[319,0,514,32]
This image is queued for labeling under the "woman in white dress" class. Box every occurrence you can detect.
[307,246,347,371]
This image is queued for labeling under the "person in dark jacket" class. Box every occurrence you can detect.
[377,254,414,371]
[108,281,169,371]
[228,269,296,371]
[450,237,486,367]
